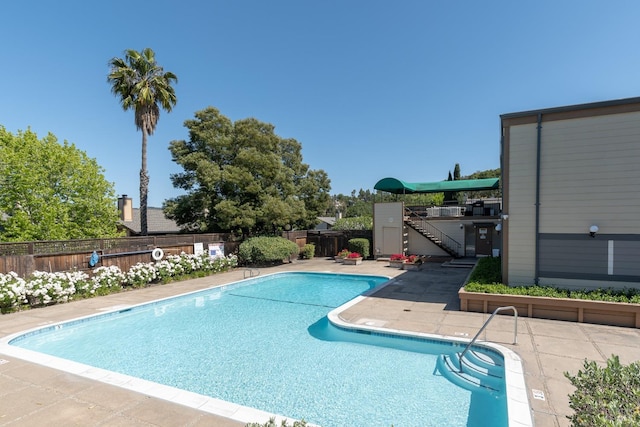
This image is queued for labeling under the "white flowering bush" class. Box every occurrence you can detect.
[177,252,199,274]
[0,251,238,313]
[25,270,89,306]
[205,254,238,272]
[78,265,125,296]
[155,254,187,280]
[125,262,158,287]
[0,272,28,313]
[155,253,237,281]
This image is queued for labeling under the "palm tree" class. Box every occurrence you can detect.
[107,48,177,235]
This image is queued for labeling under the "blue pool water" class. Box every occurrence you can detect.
[10,272,507,427]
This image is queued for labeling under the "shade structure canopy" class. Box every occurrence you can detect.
[374,177,500,194]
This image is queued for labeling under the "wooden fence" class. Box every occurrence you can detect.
[0,234,233,277]
[306,230,373,258]
[0,230,372,277]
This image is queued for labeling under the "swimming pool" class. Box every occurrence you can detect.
[2,272,528,426]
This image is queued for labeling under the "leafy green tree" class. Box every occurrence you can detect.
[463,167,501,199]
[0,127,121,241]
[330,189,443,216]
[298,169,331,225]
[164,107,331,235]
[107,48,177,235]
[333,217,373,230]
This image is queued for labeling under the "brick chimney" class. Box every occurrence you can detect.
[118,195,133,222]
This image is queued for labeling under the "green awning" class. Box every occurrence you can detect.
[374,177,500,194]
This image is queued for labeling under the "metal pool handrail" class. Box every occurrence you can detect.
[459,306,518,371]
[243,268,260,279]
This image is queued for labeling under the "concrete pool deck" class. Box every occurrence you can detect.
[1,259,639,426]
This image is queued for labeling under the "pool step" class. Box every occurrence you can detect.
[437,351,504,393]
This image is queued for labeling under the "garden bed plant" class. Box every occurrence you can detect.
[0,252,238,314]
[465,257,640,304]
[564,355,640,426]
[238,236,299,265]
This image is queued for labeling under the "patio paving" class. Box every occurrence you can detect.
[1,258,639,426]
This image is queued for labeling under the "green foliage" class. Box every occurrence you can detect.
[329,190,443,218]
[238,237,299,265]
[465,281,640,303]
[0,127,122,241]
[564,355,640,426]
[0,253,237,313]
[246,417,307,427]
[332,216,373,230]
[299,243,315,259]
[467,257,502,284]
[453,163,461,180]
[164,107,331,234]
[465,257,640,303]
[348,238,370,259]
[462,168,501,199]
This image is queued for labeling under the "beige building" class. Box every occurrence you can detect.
[501,97,640,289]
[372,178,502,258]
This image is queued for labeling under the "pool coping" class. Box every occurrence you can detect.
[0,271,532,426]
[330,278,533,427]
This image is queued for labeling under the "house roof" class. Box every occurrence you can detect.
[120,207,182,235]
[317,217,337,226]
[500,96,640,120]
[374,177,500,194]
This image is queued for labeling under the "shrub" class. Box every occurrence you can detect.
[390,254,407,261]
[406,255,422,264]
[0,272,27,313]
[124,262,158,287]
[564,355,640,426]
[238,236,299,265]
[336,248,350,258]
[25,270,89,305]
[467,256,502,284]
[348,238,370,259]
[79,265,125,296]
[465,281,640,304]
[299,243,315,259]
[0,253,238,314]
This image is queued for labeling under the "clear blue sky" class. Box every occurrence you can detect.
[2,1,640,207]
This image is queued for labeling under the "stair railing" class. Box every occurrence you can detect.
[243,268,260,279]
[459,306,518,371]
[404,207,462,256]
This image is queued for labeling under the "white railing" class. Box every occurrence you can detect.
[459,306,518,371]
[407,201,502,218]
[409,206,466,217]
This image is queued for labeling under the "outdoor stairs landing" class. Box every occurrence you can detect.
[437,349,504,393]
[441,257,476,268]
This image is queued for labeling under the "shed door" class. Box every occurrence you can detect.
[382,226,401,255]
[475,225,492,256]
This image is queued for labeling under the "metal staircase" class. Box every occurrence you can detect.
[404,207,461,257]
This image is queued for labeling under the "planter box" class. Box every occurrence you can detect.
[334,257,345,263]
[388,260,405,269]
[343,257,363,265]
[458,288,640,328]
[402,262,422,271]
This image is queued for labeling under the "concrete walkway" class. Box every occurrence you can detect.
[1,259,639,426]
